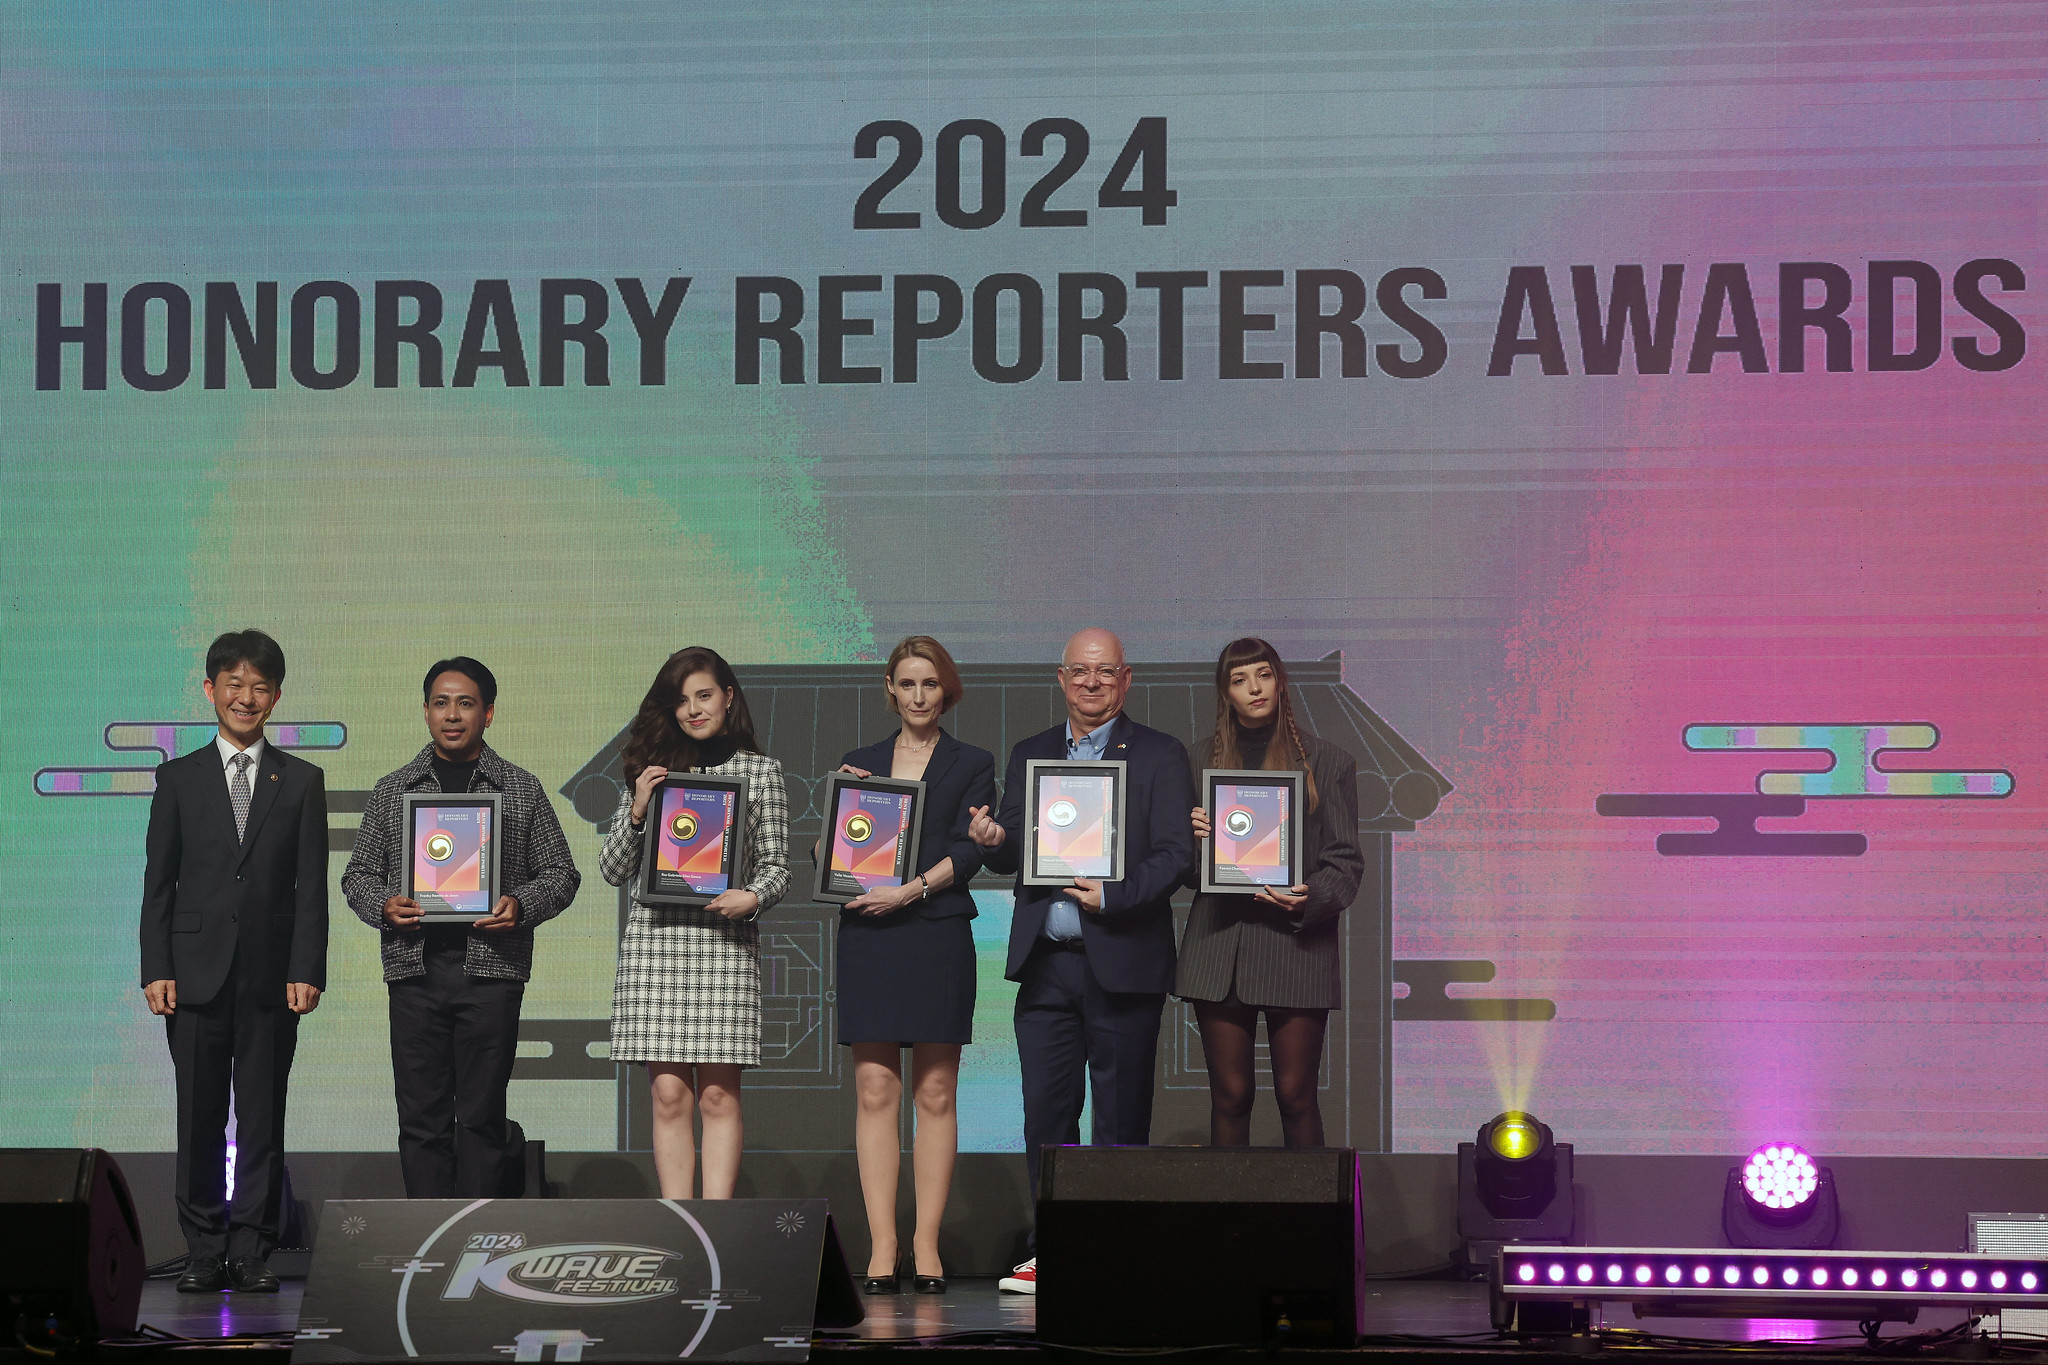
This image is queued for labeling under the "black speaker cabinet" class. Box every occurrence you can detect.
[1036,1146,1367,1347]
[0,1148,145,1340]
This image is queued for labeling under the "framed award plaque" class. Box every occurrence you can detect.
[641,773,750,906]
[1200,768,1306,894]
[400,792,503,923]
[1023,759,1126,887]
[813,773,925,905]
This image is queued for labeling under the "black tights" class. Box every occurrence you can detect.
[1194,1000,1330,1147]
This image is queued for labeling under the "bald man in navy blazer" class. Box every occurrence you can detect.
[140,630,328,1294]
[971,629,1194,1288]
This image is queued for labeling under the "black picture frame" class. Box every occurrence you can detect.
[400,791,503,923]
[812,772,926,905]
[1199,767,1306,895]
[639,773,750,907]
[1023,758,1127,887]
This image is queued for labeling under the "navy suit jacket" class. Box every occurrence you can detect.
[984,714,1195,994]
[139,741,329,1007]
[836,729,998,920]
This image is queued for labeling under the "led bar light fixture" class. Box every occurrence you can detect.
[1496,1245,2048,1327]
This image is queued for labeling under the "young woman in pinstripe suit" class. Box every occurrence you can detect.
[1177,637,1365,1148]
[601,647,791,1199]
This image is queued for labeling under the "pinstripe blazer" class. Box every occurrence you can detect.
[1174,730,1364,1010]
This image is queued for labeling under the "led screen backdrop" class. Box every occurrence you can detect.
[2,1,2040,1158]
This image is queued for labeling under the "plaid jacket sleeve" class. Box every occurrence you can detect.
[340,775,403,928]
[740,752,791,913]
[505,769,582,927]
[598,787,643,887]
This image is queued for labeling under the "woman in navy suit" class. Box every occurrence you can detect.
[829,636,996,1295]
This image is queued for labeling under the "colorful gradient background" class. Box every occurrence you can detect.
[829,787,912,892]
[1,2,2040,1156]
[654,786,734,893]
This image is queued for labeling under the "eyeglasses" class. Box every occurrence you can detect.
[1060,665,1127,683]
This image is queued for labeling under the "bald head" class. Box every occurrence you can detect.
[1058,628,1131,734]
[1062,628,1125,668]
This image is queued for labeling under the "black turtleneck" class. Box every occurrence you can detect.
[693,733,740,770]
[1234,717,1277,768]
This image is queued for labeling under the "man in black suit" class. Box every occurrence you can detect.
[140,630,328,1294]
[971,628,1194,1294]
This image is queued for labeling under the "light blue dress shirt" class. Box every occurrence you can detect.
[1044,716,1118,941]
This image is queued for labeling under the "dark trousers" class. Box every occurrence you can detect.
[166,959,299,1261]
[387,942,525,1198]
[1014,941,1167,1213]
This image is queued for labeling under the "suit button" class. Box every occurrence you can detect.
[230,914,238,923]
[236,874,243,881]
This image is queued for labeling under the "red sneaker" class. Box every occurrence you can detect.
[998,1257,1037,1294]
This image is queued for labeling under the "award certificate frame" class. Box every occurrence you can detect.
[400,791,503,923]
[813,772,926,905]
[1023,759,1127,887]
[640,773,750,907]
[1200,768,1306,895]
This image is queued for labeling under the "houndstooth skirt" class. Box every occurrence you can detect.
[610,900,762,1066]
[599,752,790,1068]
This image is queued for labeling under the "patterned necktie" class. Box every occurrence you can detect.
[230,753,254,843]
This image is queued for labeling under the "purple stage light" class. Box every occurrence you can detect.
[1782,1267,1799,1286]
[1741,1143,1820,1211]
[1901,1268,1919,1288]
[1576,1263,1594,1283]
[1634,1266,1652,1285]
[1872,1268,1889,1287]
[1751,1265,1769,1286]
[1547,1264,1565,1283]
[1665,1265,1681,1284]
[1929,1269,1947,1288]
[1991,1271,2008,1290]
[1812,1266,1829,1286]
[1723,1266,1741,1285]
[1693,1266,1710,1285]
[1606,1264,1622,1284]
[2025,1272,2040,1291]
[1518,1264,1535,1283]
[1842,1267,1859,1287]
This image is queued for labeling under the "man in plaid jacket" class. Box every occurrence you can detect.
[340,657,581,1197]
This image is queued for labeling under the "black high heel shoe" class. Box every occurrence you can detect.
[862,1274,901,1295]
[913,1274,946,1294]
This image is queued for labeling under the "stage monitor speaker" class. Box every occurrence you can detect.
[1036,1146,1367,1347]
[0,1148,145,1341]
[294,1197,862,1362]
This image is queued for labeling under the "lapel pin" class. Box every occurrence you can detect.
[270,772,279,781]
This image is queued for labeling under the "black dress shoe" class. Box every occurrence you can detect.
[176,1256,229,1293]
[861,1274,900,1295]
[914,1275,947,1294]
[227,1257,281,1293]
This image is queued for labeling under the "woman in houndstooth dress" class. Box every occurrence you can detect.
[601,646,789,1199]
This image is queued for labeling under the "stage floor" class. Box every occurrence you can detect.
[134,1275,1984,1355]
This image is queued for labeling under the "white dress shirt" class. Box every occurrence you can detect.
[214,732,268,794]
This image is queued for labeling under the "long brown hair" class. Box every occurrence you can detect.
[1207,637,1319,812]
[620,647,761,783]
